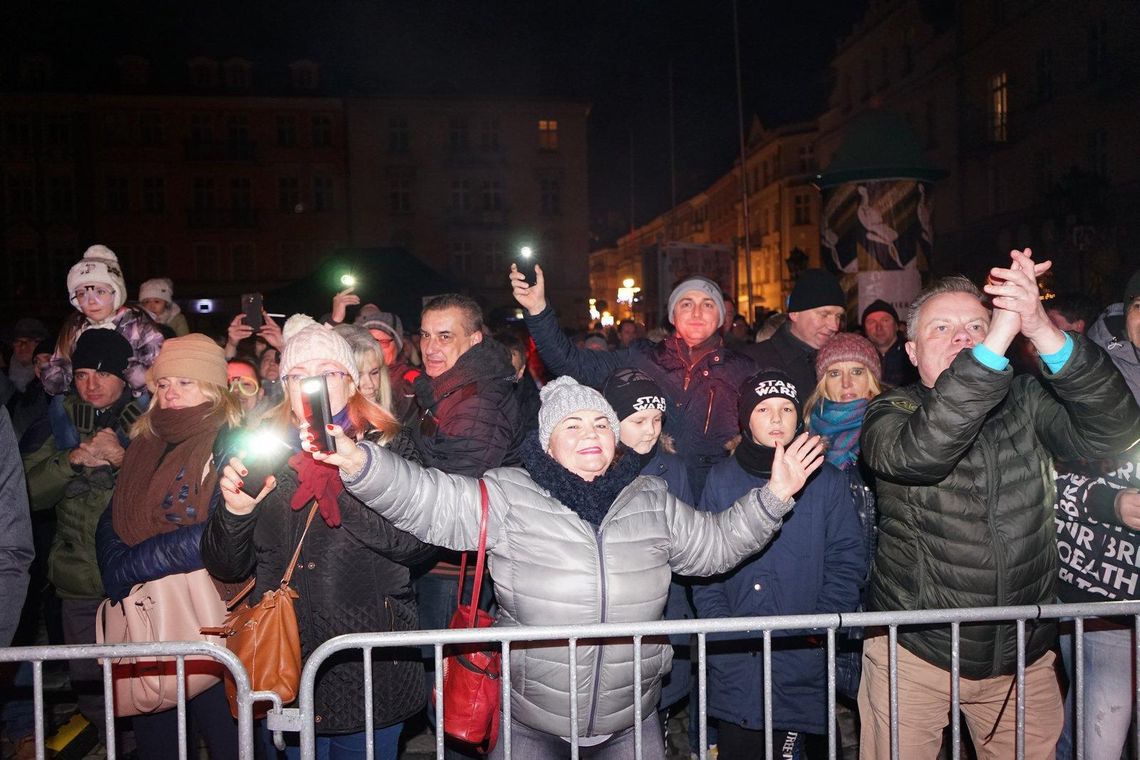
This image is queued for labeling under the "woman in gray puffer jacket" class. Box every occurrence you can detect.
[297,375,824,759]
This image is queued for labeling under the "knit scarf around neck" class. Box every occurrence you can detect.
[809,398,868,470]
[519,431,641,529]
[113,402,226,546]
[735,434,776,478]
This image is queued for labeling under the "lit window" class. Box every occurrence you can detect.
[538,119,559,150]
[989,72,1008,143]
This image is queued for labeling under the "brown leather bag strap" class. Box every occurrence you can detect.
[280,502,320,588]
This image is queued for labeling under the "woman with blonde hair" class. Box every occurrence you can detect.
[95,334,243,758]
[333,322,394,413]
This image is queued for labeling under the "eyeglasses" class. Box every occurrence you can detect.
[73,286,114,303]
[228,376,261,397]
[282,370,352,387]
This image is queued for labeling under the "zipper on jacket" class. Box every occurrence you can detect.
[586,527,608,736]
[703,387,716,434]
[980,436,1007,674]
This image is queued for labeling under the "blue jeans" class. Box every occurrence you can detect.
[1057,625,1134,760]
[267,721,403,760]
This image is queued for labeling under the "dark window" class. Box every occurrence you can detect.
[195,243,222,279]
[450,180,471,212]
[989,72,1008,143]
[449,117,470,151]
[6,114,32,148]
[480,118,500,151]
[47,176,74,220]
[146,245,167,278]
[227,115,250,144]
[45,115,71,148]
[142,177,165,214]
[232,243,256,280]
[139,113,165,146]
[190,114,213,144]
[106,177,129,214]
[481,180,502,211]
[450,241,473,275]
[388,116,409,153]
[192,178,215,210]
[278,177,300,211]
[793,194,811,226]
[230,178,252,210]
[1035,48,1054,103]
[277,115,297,147]
[540,178,560,215]
[1087,129,1108,178]
[6,175,35,216]
[390,178,412,214]
[1088,19,1109,80]
[312,115,332,148]
[313,176,333,211]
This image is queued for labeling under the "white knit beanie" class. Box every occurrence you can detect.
[280,314,360,384]
[139,277,174,304]
[537,376,621,450]
[67,245,127,310]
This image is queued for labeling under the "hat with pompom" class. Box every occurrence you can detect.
[538,376,621,450]
[67,245,127,310]
[280,314,360,384]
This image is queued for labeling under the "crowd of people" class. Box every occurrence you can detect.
[0,242,1138,760]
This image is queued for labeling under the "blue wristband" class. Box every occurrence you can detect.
[971,343,1010,371]
[1040,333,1074,374]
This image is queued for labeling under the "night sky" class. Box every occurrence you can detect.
[4,0,867,243]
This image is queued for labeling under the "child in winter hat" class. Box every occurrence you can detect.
[43,245,165,398]
[139,277,189,336]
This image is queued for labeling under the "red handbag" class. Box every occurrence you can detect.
[436,479,501,754]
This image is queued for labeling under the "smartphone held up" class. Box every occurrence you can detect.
[300,375,337,454]
[238,430,293,498]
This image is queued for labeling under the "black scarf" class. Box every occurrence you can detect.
[735,434,775,478]
[628,441,658,473]
[519,431,641,529]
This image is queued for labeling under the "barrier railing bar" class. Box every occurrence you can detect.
[568,637,579,760]
[32,659,43,760]
[950,622,960,759]
[826,627,836,760]
[363,646,375,760]
[697,632,707,760]
[1134,615,1139,760]
[632,635,643,760]
[433,642,444,760]
[176,655,188,760]
[1015,618,1025,760]
[1075,616,1084,760]
[501,640,512,760]
[763,630,772,760]
[888,625,898,760]
[102,656,116,760]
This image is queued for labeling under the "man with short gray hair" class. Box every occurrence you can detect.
[858,251,1140,758]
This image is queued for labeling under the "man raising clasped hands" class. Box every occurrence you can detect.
[856,249,1140,759]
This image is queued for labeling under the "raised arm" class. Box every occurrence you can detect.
[511,264,625,387]
[863,354,1012,486]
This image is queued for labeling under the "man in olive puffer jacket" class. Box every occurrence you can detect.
[857,252,1140,760]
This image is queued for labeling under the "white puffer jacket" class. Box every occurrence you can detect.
[343,441,794,738]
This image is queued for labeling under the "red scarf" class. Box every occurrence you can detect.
[288,451,344,527]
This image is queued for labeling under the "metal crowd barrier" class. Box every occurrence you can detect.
[0,640,261,760]
[3,601,1140,760]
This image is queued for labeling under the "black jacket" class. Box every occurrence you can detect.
[879,338,918,388]
[525,306,755,494]
[742,323,817,402]
[411,338,522,477]
[200,438,435,733]
[863,336,1140,678]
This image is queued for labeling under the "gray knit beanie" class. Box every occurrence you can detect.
[667,276,726,328]
[537,376,621,450]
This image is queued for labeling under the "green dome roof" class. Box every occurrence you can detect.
[816,109,946,187]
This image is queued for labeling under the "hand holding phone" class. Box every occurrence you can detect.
[237,431,292,498]
[241,293,264,331]
[300,375,337,454]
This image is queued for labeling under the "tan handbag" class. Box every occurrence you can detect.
[203,502,318,719]
[96,568,228,717]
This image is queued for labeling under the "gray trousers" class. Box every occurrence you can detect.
[489,713,664,760]
[60,597,107,736]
